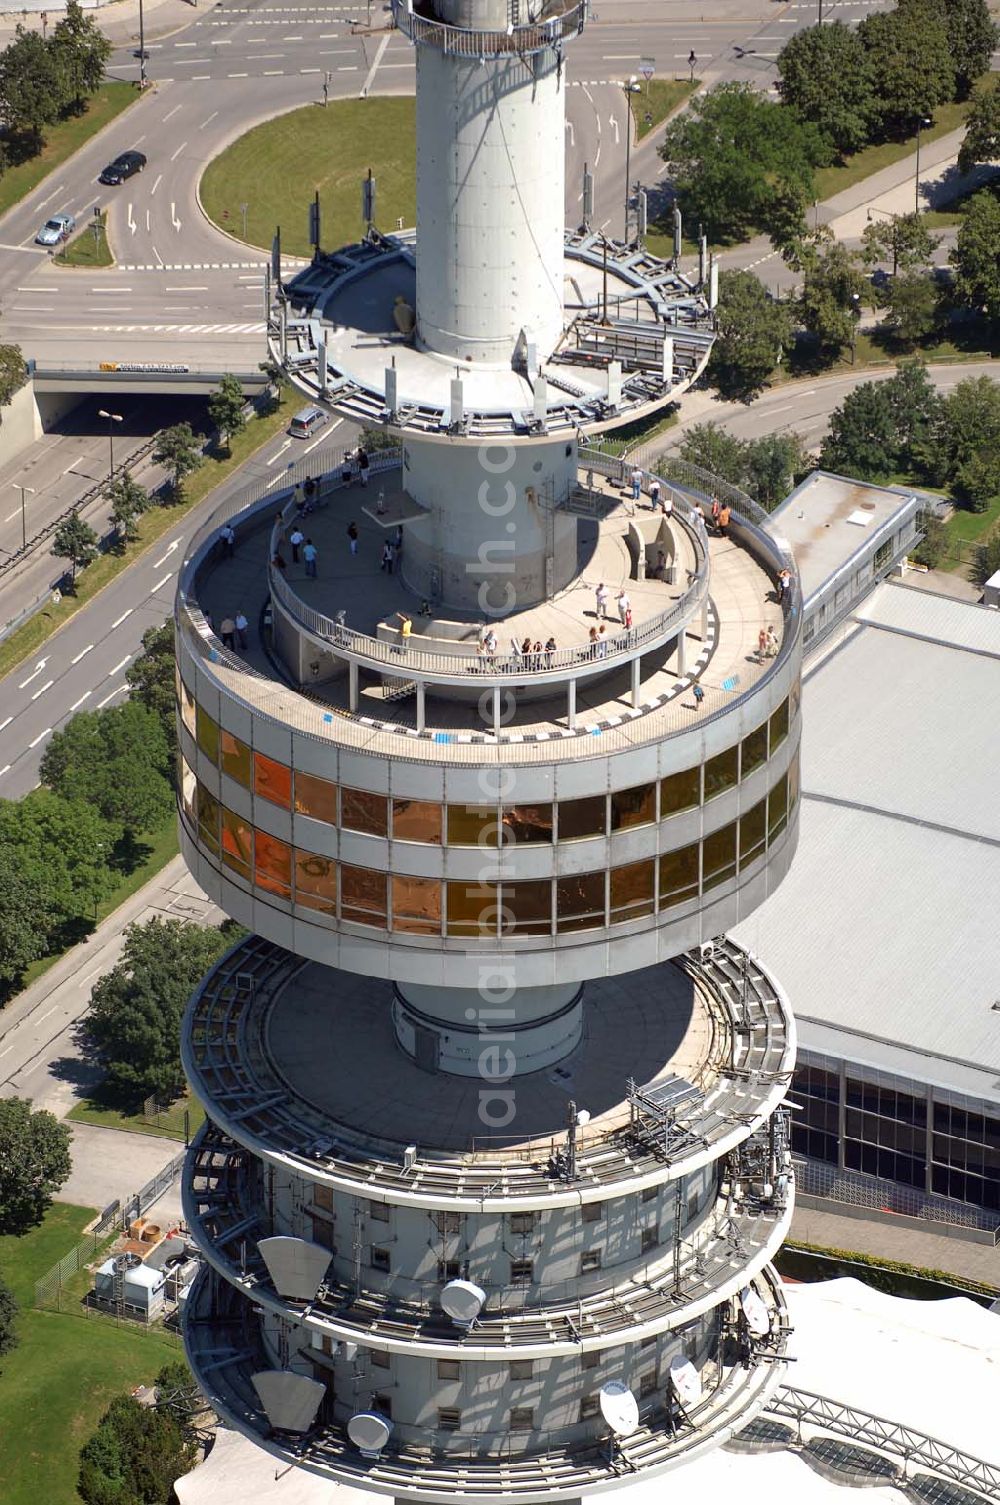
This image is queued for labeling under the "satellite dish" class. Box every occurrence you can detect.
[575,1108,591,1127]
[599,1380,640,1438]
[740,1285,771,1337]
[347,1411,392,1458]
[440,1279,486,1328]
[669,1354,702,1406]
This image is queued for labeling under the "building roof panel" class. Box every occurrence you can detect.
[766,471,917,605]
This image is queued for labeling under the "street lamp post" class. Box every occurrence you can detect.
[11,483,35,550]
[914,115,932,214]
[98,409,123,480]
[623,76,637,242]
[850,292,861,365]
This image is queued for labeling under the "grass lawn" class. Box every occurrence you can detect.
[68,1089,205,1144]
[0,1203,182,1505]
[812,72,999,202]
[0,384,300,683]
[0,84,137,222]
[631,78,697,141]
[56,211,112,268]
[201,97,416,257]
[942,491,1000,546]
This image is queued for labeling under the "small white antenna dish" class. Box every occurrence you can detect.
[669,1354,702,1406]
[599,1380,640,1438]
[575,1108,591,1128]
[740,1285,771,1337]
[440,1279,486,1328]
[347,1411,392,1458]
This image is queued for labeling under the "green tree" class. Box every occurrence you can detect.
[154,1359,201,1430]
[0,789,116,956]
[49,0,112,112]
[859,2,955,138]
[0,1274,18,1359]
[659,82,828,245]
[152,422,201,498]
[885,359,943,461]
[0,1098,72,1235]
[52,512,99,585]
[820,379,898,479]
[883,271,938,345]
[933,375,1000,510]
[40,700,173,836]
[971,532,1000,587]
[125,621,177,760]
[207,373,247,453]
[860,212,940,277]
[105,470,149,544]
[81,918,238,1103]
[678,422,748,487]
[949,188,1000,317]
[940,0,999,99]
[777,21,875,156]
[0,27,68,152]
[958,86,1000,171]
[78,1393,196,1505]
[0,343,28,408]
[911,510,948,569]
[798,241,867,355]
[744,433,811,510]
[707,270,795,403]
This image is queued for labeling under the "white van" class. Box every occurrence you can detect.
[289,406,328,439]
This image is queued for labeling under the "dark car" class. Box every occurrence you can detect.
[99,150,147,185]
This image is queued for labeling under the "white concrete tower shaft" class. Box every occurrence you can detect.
[413,0,570,365]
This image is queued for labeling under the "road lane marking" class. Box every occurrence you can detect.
[153,540,180,567]
[305,417,341,452]
[0,716,12,732]
[70,691,92,710]
[199,111,218,128]
[70,644,93,664]
[109,655,132,676]
[28,728,52,748]
[111,609,133,628]
[150,571,174,593]
[267,439,292,465]
[163,103,184,119]
[151,173,163,196]
[18,659,48,689]
[360,31,390,95]
[170,141,188,162]
[30,680,54,700]
[97,686,126,708]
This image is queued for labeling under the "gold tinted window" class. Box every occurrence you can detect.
[179,675,196,737]
[196,704,219,764]
[659,844,700,907]
[788,749,800,811]
[341,865,387,926]
[254,752,291,808]
[255,830,292,898]
[447,805,500,846]
[703,823,736,890]
[741,722,768,780]
[446,882,499,937]
[221,807,252,879]
[660,767,700,817]
[294,771,338,824]
[342,787,388,837]
[196,782,220,855]
[295,850,336,913]
[392,875,442,935]
[556,872,606,932]
[220,730,251,787]
[704,746,738,800]
[610,860,655,923]
[768,772,789,838]
[558,795,606,840]
[500,880,553,936]
[770,698,789,749]
[501,804,554,845]
[739,799,767,868]
[611,784,656,831]
[392,799,442,844]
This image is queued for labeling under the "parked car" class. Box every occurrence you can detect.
[98,150,147,185]
[289,406,328,439]
[35,212,76,246]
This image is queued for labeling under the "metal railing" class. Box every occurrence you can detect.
[391,0,587,58]
[767,1386,1000,1501]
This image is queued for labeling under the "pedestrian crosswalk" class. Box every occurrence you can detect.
[115,260,306,272]
[90,322,266,334]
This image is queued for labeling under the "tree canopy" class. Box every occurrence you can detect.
[78,1393,196,1505]
[81,917,239,1103]
[928,375,1000,511]
[207,373,247,451]
[52,513,99,583]
[798,241,868,354]
[0,27,66,151]
[0,1274,17,1360]
[707,270,795,403]
[679,423,810,510]
[152,423,202,496]
[958,87,1000,171]
[940,0,999,99]
[0,1098,72,1235]
[820,378,901,481]
[126,621,177,761]
[40,700,174,836]
[0,344,28,409]
[105,471,149,544]
[858,1,956,137]
[777,22,875,156]
[860,212,940,277]
[949,188,1000,318]
[49,0,112,111]
[659,83,828,245]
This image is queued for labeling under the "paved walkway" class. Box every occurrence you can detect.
[791,1202,1000,1292]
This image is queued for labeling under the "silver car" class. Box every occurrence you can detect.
[36,212,76,246]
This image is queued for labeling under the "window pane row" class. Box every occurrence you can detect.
[183,695,793,843]
[188,769,792,932]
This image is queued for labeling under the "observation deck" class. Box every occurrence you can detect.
[391,0,588,59]
[184,1260,790,1501]
[181,935,795,1209]
[274,231,715,440]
